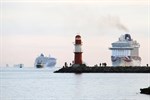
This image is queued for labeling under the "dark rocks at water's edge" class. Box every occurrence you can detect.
[54,65,150,73]
[140,87,150,95]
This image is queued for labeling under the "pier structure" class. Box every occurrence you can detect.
[54,34,150,73]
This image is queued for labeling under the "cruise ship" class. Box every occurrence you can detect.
[34,53,56,68]
[109,34,141,66]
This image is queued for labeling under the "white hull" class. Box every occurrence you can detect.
[112,57,141,66]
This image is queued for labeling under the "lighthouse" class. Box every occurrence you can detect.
[74,35,82,65]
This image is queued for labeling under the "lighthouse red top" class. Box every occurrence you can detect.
[75,35,82,44]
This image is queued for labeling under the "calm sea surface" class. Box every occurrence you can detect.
[0,67,150,100]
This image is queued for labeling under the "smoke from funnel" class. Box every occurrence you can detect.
[100,15,129,32]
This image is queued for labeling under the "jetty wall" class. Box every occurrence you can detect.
[54,66,150,73]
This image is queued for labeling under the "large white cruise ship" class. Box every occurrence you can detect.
[109,34,141,66]
[34,53,56,68]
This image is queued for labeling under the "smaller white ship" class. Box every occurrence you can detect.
[34,53,56,68]
[14,64,24,68]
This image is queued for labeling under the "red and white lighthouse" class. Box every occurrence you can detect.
[74,35,82,64]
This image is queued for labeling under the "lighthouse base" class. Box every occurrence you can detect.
[74,52,82,64]
[72,64,86,67]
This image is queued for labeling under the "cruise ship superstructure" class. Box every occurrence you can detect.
[34,53,56,68]
[109,34,141,66]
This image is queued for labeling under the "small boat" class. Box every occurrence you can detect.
[140,86,150,94]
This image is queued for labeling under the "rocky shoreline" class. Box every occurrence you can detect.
[54,66,150,73]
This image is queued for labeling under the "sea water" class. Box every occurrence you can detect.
[0,67,150,100]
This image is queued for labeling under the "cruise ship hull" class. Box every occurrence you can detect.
[35,60,56,68]
[36,64,44,68]
[34,54,56,68]
[45,61,56,67]
[111,56,141,66]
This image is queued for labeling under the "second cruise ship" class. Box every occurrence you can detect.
[109,34,141,66]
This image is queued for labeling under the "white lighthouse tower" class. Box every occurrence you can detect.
[74,35,83,65]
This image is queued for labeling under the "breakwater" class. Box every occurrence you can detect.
[54,66,150,73]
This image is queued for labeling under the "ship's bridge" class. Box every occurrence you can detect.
[109,34,140,57]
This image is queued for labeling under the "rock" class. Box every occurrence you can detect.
[140,87,150,95]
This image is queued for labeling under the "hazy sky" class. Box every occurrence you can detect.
[0,0,149,67]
